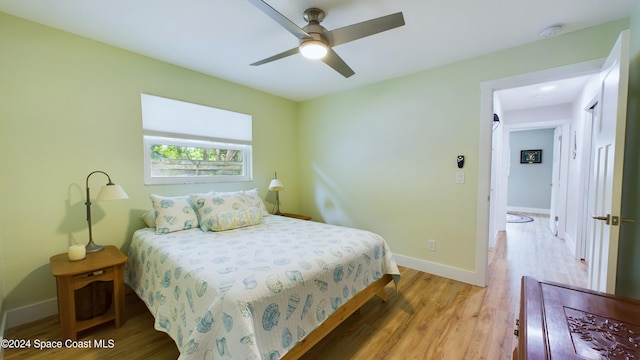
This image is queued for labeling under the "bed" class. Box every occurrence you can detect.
[125,192,400,360]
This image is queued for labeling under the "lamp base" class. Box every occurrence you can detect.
[274,201,283,216]
[85,240,104,253]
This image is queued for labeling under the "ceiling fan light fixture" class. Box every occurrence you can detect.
[299,40,328,60]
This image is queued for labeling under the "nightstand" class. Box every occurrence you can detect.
[49,245,127,340]
[282,213,312,220]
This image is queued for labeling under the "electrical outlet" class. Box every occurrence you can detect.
[427,239,436,252]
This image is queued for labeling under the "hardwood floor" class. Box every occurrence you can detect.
[4,213,586,359]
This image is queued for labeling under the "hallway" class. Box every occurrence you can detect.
[503,212,588,301]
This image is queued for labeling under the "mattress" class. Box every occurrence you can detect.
[125,215,400,359]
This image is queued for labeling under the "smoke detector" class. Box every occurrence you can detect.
[539,24,564,38]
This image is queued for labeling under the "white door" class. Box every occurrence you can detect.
[549,127,562,236]
[587,30,630,293]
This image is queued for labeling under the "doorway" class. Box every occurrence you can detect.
[490,73,596,249]
[477,59,604,288]
[479,31,630,293]
[495,112,586,286]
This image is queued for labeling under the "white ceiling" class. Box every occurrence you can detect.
[0,0,636,103]
[496,75,594,112]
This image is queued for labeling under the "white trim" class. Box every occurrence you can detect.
[5,298,57,329]
[564,233,576,256]
[395,254,482,286]
[143,135,253,185]
[480,59,605,289]
[504,119,570,131]
[0,311,6,359]
[507,206,550,215]
[473,82,495,288]
[479,59,604,92]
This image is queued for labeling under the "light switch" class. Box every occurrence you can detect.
[456,171,465,184]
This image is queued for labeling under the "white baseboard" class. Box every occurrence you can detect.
[394,254,482,287]
[507,206,550,215]
[5,298,58,330]
[0,311,6,359]
[563,232,576,251]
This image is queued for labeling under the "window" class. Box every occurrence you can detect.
[141,94,252,184]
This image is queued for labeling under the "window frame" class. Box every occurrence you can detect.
[143,135,253,185]
[141,93,253,185]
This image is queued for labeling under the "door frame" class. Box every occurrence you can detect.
[575,100,598,260]
[475,59,604,286]
[550,126,562,236]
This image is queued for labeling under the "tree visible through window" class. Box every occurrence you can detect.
[149,144,243,177]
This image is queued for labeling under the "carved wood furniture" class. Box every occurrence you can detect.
[515,276,640,359]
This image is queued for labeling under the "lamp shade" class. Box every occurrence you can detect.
[268,179,284,192]
[96,184,129,201]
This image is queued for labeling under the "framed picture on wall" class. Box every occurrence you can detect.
[520,149,542,164]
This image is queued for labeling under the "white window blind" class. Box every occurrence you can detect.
[141,93,252,143]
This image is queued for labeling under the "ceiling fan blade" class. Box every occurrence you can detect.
[326,12,405,46]
[248,0,310,40]
[322,48,355,78]
[250,47,299,66]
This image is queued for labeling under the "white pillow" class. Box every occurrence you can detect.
[243,188,270,216]
[200,207,263,232]
[141,210,156,228]
[150,194,199,234]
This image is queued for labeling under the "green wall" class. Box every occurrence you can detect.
[0,13,300,311]
[617,5,640,298]
[0,225,3,318]
[298,20,630,273]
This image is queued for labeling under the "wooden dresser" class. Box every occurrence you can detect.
[515,276,640,359]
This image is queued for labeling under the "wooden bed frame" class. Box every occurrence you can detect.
[282,274,394,359]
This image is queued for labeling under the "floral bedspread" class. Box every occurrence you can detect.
[125,215,400,359]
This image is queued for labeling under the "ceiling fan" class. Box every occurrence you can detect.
[248,0,405,78]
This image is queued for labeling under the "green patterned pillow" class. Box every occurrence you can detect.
[200,207,263,232]
[190,191,248,226]
[150,194,199,234]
